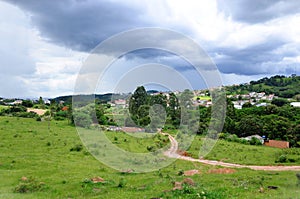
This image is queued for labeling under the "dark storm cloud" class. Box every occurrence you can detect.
[3,0,299,80]
[5,0,152,52]
[213,39,288,75]
[218,0,300,23]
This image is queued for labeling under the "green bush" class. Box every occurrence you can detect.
[14,177,47,193]
[117,177,126,188]
[73,112,92,128]
[275,154,287,163]
[249,137,262,146]
[15,111,37,118]
[53,115,66,121]
[70,144,83,152]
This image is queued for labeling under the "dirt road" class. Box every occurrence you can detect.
[162,133,300,171]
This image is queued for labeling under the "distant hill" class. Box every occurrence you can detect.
[53,90,160,104]
[53,93,130,104]
[52,75,300,104]
[225,75,300,98]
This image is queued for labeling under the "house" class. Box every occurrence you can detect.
[7,100,23,105]
[267,94,275,101]
[44,99,51,104]
[291,102,300,108]
[206,101,212,107]
[61,106,69,111]
[264,140,289,148]
[234,104,242,109]
[242,135,264,144]
[121,127,145,133]
[256,102,268,107]
[114,99,126,108]
[257,92,266,98]
[107,101,115,107]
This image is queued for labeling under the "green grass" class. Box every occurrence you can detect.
[1,116,300,198]
[193,96,212,101]
[186,136,300,165]
[0,105,8,111]
[105,131,170,153]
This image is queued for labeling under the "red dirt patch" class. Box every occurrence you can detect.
[91,177,105,183]
[184,169,201,176]
[21,176,28,181]
[177,150,192,157]
[173,181,182,190]
[182,178,195,186]
[207,168,236,174]
[173,178,195,190]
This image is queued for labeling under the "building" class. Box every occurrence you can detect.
[264,140,289,149]
[242,135,264,144]
[291,102,300,108]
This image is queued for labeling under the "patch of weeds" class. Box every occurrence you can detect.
[83,150,90,155]
[160,184,225,199]
[178,170,184,176]
[70,144,83,152]
[146,145,156,152]
[81,178,113,193]
[275,154,287,163]
[117,177,127,188]
[14,177,48,193]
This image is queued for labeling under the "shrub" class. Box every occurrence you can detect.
[14,177,47,193]
[178,170,184,176]
[36,116,42,121]
[117,177,126,188]
[70,144,83,152]
[146,145,156,152]
[275,154,287,163]
[15,111,37,118]
[249,137,262,146]
[53,116,65,121]
[73,112,92,128]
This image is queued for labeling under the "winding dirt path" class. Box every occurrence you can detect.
[162,133,300,171]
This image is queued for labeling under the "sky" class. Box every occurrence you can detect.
[0,0,299,98]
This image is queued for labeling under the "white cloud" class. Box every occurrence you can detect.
[1,0,300,98]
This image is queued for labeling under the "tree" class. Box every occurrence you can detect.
[294,94,300,101]
[236,115,263,137]
[128,86,151,127]
[242,102,253,108]
[73,111,92,128]
[149,93,167,108]
[38,96,44,105]
[271,98,289,107]
[167,92,180,127]
[137,105,151,126]
[96,104,108,125]
[179,89,193,108]
[22,100,33,108]
[129,86,148,116]
[264,104,278,115]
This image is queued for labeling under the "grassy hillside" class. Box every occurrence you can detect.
[186,137,300,165]
[226,75,300,98]
[1,117,300,198]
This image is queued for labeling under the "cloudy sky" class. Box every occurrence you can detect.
[0,0,299,98]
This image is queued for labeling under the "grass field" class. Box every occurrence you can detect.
[1,116,300,198]
[193,96,212,101]
[0,105,8,111]
[186,136,300,166]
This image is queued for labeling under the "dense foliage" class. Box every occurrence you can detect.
[226,75,300,98]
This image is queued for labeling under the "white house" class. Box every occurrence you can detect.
[291,102,300,108]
